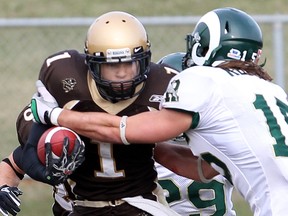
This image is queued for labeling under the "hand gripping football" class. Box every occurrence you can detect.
[37,126,81,165]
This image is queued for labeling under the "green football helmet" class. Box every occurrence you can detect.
[157,52,186,71]
[186,7,263,66]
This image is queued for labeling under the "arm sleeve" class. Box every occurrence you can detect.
[20,123,56,185]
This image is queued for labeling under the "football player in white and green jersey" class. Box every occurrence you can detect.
[156,53,236,216]
[155,8,286,216]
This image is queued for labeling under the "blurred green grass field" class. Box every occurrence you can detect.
[2,0,288,215]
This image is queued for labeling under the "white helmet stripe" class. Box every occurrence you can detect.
[200,11,221,62]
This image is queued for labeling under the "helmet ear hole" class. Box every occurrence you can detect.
[196,45,209,58]
[196,46,203,57]
[224,21,230,34]
[200,47,209,57]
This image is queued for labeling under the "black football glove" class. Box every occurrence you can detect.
[45,136,85,183]
[22,123,85,186]
[0,185,22,216]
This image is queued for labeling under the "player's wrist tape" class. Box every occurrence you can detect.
[50,107,63,126]
[197,156,212,183]
[120,116,130,145]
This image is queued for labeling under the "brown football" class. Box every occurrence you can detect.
[37,126,80,165]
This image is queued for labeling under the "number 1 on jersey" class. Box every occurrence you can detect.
[95,143,125,178]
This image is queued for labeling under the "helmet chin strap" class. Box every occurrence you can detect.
[191,43,206,66]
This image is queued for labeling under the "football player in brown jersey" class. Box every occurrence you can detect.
[32,8,286,216]
[0,11,216,216]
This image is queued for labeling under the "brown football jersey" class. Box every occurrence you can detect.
[16,49,178,201]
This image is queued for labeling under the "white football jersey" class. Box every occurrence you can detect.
[161,66,288,216]
[156,161,236,216]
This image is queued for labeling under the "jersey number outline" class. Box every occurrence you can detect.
[46,52,71,67]
[253,94,288,156]
[158,179,227,216]
[93,142,125,178]
[197,94,288,191]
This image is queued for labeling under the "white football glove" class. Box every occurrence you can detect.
[31,80,63,125]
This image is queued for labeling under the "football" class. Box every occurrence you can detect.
[37,126,81,165]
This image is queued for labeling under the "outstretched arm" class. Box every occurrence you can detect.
[56,108,192,144]
[58,109,218,182]
[58,110,123,143]
[31,80,192,144]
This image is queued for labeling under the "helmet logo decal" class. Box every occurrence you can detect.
[192,42,205,66]
[203,11,221,61]
[106,48,132,62]
[227,48,242,60]
[134,46,143,53]
[62,78,77,93]
[190,11,221,66]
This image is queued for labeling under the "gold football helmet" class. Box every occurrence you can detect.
[84,11,151,102]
